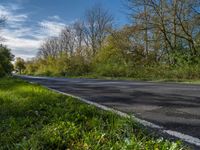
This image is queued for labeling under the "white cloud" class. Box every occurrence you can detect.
[0,3,66,60]
[0,4,27,24]
[39,20,65,37]
[3,30,40,50]
[1,28,41,59]
[49,15,61,20]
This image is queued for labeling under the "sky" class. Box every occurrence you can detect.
[0,0,128,60]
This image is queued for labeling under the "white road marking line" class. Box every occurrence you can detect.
[47,87,200,147]
[134,118,163,129]
[164,130,200,146]
[29,82,200,147]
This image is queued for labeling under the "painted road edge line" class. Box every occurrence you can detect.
[47,87,200,147]
[47,88,163,130]
[164,130,200,146]
[32,83,200,147]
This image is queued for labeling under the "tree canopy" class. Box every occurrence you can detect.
[0,45,14,77]
[14,57,26,74]
[23,2,200,80]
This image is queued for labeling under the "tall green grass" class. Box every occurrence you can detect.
[0,77,188,149]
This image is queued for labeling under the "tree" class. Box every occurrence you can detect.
[73,21,85,50]
[38,37,61,59]
[127,0,200,63]
[59,26,77,55]
[85,5,113,55]
[0,45,14,77]
[15,57,26,74]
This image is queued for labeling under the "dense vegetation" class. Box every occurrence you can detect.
[14,57,26,74]
[0,16,14,77]
[0,45,14,77]
[21,1,200,80]
[0,77,188,149]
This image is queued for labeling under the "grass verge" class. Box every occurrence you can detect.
[64,74,200,85]
[0,77,189,149]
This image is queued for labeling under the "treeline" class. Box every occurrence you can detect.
[24,1,200,80]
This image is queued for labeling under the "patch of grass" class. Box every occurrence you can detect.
[66,73,200,85]
[0,77,189,149]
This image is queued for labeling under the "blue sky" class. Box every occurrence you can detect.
[0,0,128,59]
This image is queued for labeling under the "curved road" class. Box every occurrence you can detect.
[19,76,200,148]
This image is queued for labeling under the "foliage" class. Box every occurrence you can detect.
[24,53,90,76]
[14,57,26,74]
[92,44,131,77]
[0,78,188,149]
[0,45,14,77]
[23,2,200,81]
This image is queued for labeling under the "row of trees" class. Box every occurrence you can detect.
[127,0,200,63]
[38,5,113,59]
[24,1,200,79]
[24,5,114,76]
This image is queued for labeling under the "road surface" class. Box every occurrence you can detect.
[19,76,200,148]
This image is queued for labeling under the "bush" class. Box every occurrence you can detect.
[92,45,133,77]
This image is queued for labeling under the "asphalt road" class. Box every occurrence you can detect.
[19,76,200,147]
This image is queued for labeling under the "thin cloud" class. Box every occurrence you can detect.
[0,4,27,22]
[39,20,66,37]
[3,30,40,50]
[0,3,67,59]
[49,15,61,20]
